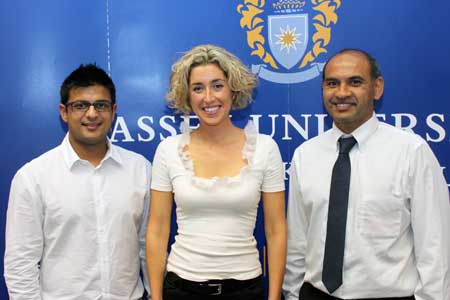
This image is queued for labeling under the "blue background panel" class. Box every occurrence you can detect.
[1,1,449,299]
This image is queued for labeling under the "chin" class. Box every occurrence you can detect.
[199,114,225,124]
[200,121,220,127]
[81,135,108,144]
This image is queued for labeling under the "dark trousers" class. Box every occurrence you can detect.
[163,272,264,300]
[299,282,415,300]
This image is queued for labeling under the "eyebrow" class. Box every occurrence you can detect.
[348,75,365,81]
[190,78,225,86]
[323,75,365,82]
[68,99,112,103]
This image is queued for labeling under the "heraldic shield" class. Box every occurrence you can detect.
[268,14,308,70]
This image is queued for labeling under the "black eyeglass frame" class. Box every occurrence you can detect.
[65,100,114,112]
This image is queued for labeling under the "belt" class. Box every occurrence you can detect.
[166,271,261,296]
[300,282,415,300]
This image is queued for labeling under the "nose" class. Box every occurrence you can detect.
[336,83,351,99]
[204,87,214,103]
[85,104,99,118]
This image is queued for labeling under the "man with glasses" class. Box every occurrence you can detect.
[4,64,151,300]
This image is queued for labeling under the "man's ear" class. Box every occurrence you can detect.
[373,76,384,101]
[59,104,68,123]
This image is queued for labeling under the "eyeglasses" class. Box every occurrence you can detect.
[65,100,113,112]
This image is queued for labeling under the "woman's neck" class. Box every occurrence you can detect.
[193,120,242,145]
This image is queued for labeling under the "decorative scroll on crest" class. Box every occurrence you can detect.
[237,0,279,69]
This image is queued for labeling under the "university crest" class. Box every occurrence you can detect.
[237,0,341,84]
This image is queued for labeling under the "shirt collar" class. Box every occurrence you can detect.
[61,133,123,169]
[330,113,379,152]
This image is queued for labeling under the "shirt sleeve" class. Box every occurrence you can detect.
[150,139,173,192]
[4,168,43,300]
[139,158,152,296]
[409,140,450,300]
[261,137,285,193]
[283,149,307,300]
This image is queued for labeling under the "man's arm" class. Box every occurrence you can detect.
[139,159,152,297]
[4,169,44,300]
[283,150,308,300]
[410,141,450,300]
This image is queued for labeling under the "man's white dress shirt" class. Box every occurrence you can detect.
[283,114,450,300]
[4,135,151,300]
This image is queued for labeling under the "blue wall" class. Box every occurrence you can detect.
[1,1,449,298]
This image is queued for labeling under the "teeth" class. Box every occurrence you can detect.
[204,106,219,113]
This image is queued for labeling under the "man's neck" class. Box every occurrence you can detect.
[68,136,108,167]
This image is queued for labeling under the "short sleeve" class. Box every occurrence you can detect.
[261,137,285,193]
[150,139,173,192]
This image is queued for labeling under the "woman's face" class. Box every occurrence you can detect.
[188,63,233,127]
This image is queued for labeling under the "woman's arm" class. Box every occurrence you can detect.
[262,191,287,300]
[146,190,174,300]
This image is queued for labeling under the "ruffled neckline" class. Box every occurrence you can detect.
[177,122,257,189]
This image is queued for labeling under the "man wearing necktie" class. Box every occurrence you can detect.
[282,49,450,300]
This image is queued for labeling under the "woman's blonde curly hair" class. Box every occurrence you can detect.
[166,44,258,114]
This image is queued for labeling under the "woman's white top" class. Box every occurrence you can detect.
[151,122,285,281]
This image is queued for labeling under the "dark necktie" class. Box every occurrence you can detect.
[322,136,357,294]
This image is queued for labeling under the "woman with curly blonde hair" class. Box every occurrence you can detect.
[147,44,286,300]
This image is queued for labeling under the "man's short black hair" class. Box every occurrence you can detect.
[322,48,382,81]
[60,64,116,105]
